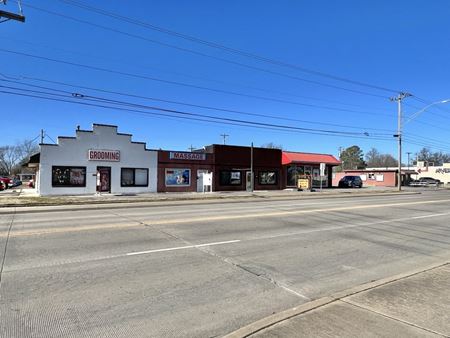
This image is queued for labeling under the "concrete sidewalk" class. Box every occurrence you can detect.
[226,263,450,338]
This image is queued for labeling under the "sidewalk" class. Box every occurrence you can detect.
[226,263,450,338]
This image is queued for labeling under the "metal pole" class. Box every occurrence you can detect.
[407,152,411,170]
[397,98,402,191]
[40,129,44,144]
[250,142,254,192]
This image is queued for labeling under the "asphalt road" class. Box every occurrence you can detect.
[1,191,450,337]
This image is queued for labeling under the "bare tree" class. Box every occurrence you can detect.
[261,142,283,150]
[0,139,39,175]
[365,147,398,167]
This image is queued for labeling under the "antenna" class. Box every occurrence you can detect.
[0,0,25,23]
[220,133,229,145]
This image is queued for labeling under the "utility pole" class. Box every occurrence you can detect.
[250,142,254,192]
[220,133,229,145]
[188,145,195,152]
[0,0,25,23]
[407,152,412,170]
[390,92,411,191]
[40,129,44,144]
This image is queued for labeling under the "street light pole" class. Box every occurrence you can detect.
[391,92,411,191]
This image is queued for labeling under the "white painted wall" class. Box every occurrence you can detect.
[413,163,450,184]
[38,124,157,195]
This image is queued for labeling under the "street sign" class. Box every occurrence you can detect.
[320,163,326,177]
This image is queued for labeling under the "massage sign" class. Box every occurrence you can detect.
[88,149,121,162]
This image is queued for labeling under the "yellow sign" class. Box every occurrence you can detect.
[297,178,310,190]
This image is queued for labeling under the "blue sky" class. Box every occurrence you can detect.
[1,0,450,159]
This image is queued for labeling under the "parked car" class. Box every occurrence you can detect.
[10,178,22,188]
[409,177,441,187]
[338,175,363,188]
[0,177,11,190]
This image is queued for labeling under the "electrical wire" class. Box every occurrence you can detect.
[17,1,392,99]
[0,89,395,141]
[0,34,388,111]
[59,0,400,94]
[0,84,389,136]
[0,49,394,117]
[0,76,396,133]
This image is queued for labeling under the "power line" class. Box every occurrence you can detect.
[0,84,389,136]
[0,49,394,117]
[0,76,396,133]
[403,138,450,154]
[58,0,400,94]
[0,35,386,111]
[0,89,395,141]
[18,1,391,99]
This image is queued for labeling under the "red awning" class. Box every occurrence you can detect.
[282,151,341,165]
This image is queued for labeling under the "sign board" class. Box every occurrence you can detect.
[320,163,326,177]
[169,152,206,161]
[202,172,213,186]
[88,149,120,162]
[297,178,311,190]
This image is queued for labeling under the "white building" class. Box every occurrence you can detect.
[414,161,450,184]
[35,124,157,196]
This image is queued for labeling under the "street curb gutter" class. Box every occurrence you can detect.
[0,191,420,215]
[223,260,450,338]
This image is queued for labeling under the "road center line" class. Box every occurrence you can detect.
[125,239,241,256]
[4,198,450,238]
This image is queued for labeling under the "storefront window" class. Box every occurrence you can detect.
[220,171,241,185]
[121,168,149,187]
[52,166,86,187]
[259,171,277,185]
[165,168,190,186]
[287,165,304,186]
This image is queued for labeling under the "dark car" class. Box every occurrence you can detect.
[0,181,5,191]
[10,178,22,188]
[338,175,363,188]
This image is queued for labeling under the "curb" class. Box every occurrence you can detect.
[0,191,420,214]
[223,260,450,338]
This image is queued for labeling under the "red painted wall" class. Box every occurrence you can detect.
[157,151,214,192]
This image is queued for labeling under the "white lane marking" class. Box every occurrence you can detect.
[279,284,310,300]
[411,213,447,219]
[126,240,241,256]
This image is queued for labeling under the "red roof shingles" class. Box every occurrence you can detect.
[282,151,341,165]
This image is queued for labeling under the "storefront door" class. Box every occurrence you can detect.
[246,171,253,191]
[97,167,111,193]
[197,169,209,192]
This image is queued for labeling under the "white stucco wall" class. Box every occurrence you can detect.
[38,124,157,195]
[413,163,450,184]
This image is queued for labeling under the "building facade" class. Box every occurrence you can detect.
[26,123,342,195]
[157,150,214,192]
[36,124,158,195]
[282,151,341,188]
[205,144,283,191]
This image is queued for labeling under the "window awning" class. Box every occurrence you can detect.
[282,151,341,166]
